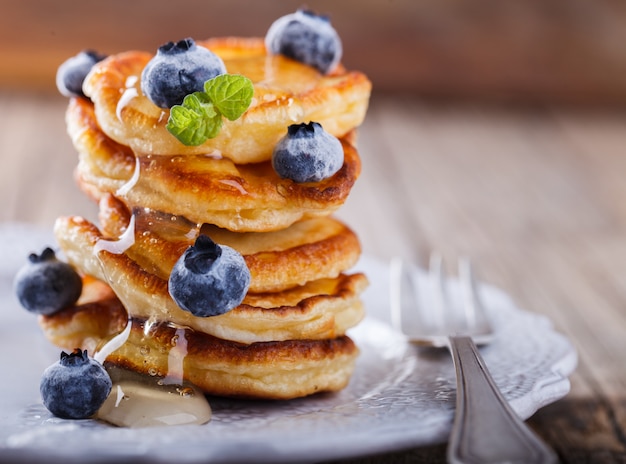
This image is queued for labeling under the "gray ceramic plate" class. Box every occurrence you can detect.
[0,224,577,463]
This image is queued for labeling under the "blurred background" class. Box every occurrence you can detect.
[2,0,626,105]
[2,3,626,461]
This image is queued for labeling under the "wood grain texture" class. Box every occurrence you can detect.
[2,0,626,104]
[2,92,626,462]
[335,97,626,462]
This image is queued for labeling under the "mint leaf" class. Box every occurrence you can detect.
[204,74,254,121]
[165,74,254,146]
[166,92,222,146]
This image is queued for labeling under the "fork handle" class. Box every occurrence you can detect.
[447,335,558,464]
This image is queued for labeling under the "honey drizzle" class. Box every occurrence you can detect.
[91,154,211,427]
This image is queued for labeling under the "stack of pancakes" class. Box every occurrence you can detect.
[40,38,371,399]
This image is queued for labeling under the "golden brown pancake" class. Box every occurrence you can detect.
[83,37,371,164]
[68,97,361,232]
[110,320,358,399]
[54,215,367,344]
[47,33,370,401]
[39,278,359,399]
[60,194,362,294]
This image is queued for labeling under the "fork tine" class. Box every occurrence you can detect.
[391,256,440,342]
[458,257,478,329]
[390,258,419,333]
[458,256,493,344]
[429,251,449,333]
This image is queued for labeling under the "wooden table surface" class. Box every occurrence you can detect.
[2,90,626,463]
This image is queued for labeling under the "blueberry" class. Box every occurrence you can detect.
[265,9,342,74]
[56,50,107,98]
[40,349,112,420]
[13,247,82,316]
[272,122,344,183]
[168,235,250,317]
[141,38,226,108]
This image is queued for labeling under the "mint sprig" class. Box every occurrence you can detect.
[166,74,253,146]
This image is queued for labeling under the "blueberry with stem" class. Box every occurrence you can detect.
[272,121,344,183]
[14,247,82,315]
[265,9,342,74]
[141,38,226,108]
[169,235,250,317]
[40,349,112,420]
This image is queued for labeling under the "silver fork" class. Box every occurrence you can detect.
[390,253,557,464]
